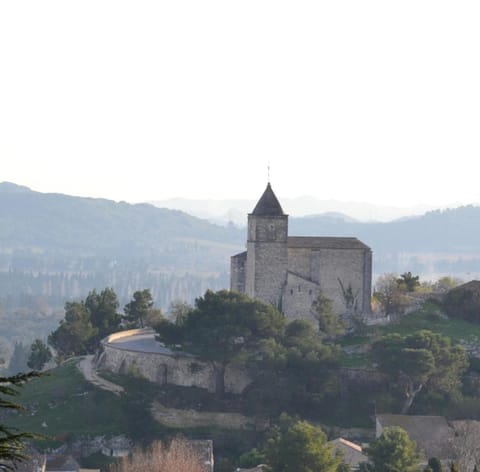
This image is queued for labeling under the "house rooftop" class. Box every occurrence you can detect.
[376,414,455,461]
[328,438,367,468]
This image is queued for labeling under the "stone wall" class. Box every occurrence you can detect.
[246,214,288,306]
[231,185,372,322]
[282,271,320,322]
[314,248,368,315]
[230,251,247,293]
[283,246,371,316]
[98,331,251,394]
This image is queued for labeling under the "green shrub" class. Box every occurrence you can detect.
[444,281,480,323]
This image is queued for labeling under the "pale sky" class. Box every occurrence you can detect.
[1,1,479,207]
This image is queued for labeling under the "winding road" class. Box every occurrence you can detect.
[77,355,124,395]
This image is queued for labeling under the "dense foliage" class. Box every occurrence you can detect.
[239,417,340,472]
[311,293,345,338]
[48,288,156,358]
[371,330,468,414]
[264,420,340,472]
[156,290,339,411]
[27,340,52,371]
[123,289,155,329]
[362,426,421,472]
[156,290,286,396]
[85,288,122,339]
[48,300,99,358]
[0,372,41,471]
[373,273,413,315]
[443,280,480,323]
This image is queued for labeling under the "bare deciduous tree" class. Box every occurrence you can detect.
[451,420,480,472]
[110,437,207,472]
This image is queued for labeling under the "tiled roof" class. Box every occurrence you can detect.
[328,438,367,468]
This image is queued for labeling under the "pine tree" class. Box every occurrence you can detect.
[0,372,41,471]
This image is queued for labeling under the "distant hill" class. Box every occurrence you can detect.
[290,205,480,279]
[0,182,244,312]
[0,182,243,258]
[291,205,480,253]
[149,196,437,224]
[2,182,480,358]
[2,181,480,312]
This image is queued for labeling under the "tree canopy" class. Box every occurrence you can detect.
[264,420,340,472]
[85,287,121,339]
[48,300,97,358]
[27,340,52,371]
[311,293,345,339]
[48,287,125,358]
[123,289,154,329]
[156,290,339,407]
[364,426,421,472]
[156,289,286,396]
[371,330,468,414]
[397,272,420,292]
[373,273,411,316]
[443,280,480,323]
[0,372,41,471]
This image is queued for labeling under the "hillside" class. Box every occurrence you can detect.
[10,306,480,470]
[149,196,436,224]
[0,183,244,357]
[2,182,480,360]
[3,181,480,284]
[290,206,480,277]
[291,206,480,253]
[0,181,243,264]
[0,182,244,306]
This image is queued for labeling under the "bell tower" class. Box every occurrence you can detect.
[245,183,288,307]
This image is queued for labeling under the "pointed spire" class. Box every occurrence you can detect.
[251,183,285,216]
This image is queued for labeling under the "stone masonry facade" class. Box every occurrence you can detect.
[97,329,251,394]
[231,183,372,322]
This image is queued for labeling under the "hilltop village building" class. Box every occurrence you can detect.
[231,183,372,320]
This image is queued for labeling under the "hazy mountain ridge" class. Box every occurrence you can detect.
[0,182,244,313]
[2,182,480,309]
[0,182,244,255]
[290,205,480,279]
[291,205,480,252]
[150,196,438,224]
[2,182,480,357]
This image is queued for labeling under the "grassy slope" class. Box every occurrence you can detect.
[7,360,257,468]
[379,303,480,341]
[339,302,480,368]
[9,309,480,443]
[7,360,164,443]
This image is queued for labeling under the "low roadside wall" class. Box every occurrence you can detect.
[97,330,251,394]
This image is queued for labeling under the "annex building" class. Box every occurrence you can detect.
[231,183,372,321]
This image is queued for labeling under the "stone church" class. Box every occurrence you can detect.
[231,183,372,320]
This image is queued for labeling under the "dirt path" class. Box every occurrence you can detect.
[77,355,124,395]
